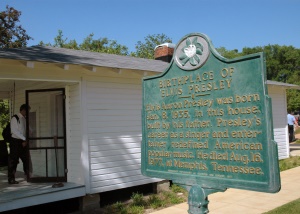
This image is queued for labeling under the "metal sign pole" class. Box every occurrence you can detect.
[187,185,226,214]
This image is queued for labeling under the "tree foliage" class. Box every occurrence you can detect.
[216,47,241,59]
[80,33,129,55]
[0,100,9,129]
[216,45,300,111]
[287,89,300,112]
[0,5,32,48]
[40,30,129,56]
[42,31,173,59]
[132,33,172,59]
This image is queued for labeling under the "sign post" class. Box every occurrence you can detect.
[142,33,281,213]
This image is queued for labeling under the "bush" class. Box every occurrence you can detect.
[101,184,188,214]
[127,205,144,214]
[131,192,146,207]
[147,195,165,209]
[171,184,185,193]
[103,201,127,214]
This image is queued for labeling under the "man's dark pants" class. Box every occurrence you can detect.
[7,138,29,182]
[288,125,294,143]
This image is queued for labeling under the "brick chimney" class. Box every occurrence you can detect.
[154,43,175,63]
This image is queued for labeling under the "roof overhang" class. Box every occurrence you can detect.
[266,80,300,90]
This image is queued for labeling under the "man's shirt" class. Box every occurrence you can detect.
[287,113,296,126]
[11,113,26,141]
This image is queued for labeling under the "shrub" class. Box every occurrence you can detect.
[103,201,127,214]
[127,205,144,214]
[147,195,165,209]
[131,192,146,207]
[171,184,186,193]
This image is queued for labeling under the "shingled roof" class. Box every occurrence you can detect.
[266,80,300,89]
[0,46,169,72]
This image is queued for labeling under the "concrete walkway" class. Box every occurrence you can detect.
[152,133,300,214]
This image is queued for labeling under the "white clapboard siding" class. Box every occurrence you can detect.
[93,174,149,187]
[88,115,140,122]
[86,79,160,193]
[91,158,141,168]
[92,164,141,176]
[91,169,142,181]
[67,84,84,184]
[88,131,142,140]
[88,120,142,128]
[268,86,289,159]
[92,178,161,193]
[90,142,141,150]
[90,148,141,160]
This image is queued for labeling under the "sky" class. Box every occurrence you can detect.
[1,0,300,53]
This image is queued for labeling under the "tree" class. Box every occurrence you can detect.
[79,33,129,55]
[0,100,9,129]
[217,44,300,111]
[287,89,300,112]
[42,30,129,56]
[216,47,242,59]
[132,34,172,59]
[0,5,32,48]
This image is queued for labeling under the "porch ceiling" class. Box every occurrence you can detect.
[0,79,77,99]
[0,79,26,91]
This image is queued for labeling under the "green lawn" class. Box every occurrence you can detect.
[264,198,300,214]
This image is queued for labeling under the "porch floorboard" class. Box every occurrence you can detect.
[0,168,86,212]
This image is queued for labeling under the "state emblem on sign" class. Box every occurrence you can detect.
[175,35,210,71]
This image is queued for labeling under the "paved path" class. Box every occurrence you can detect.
[290,132,300,156]
[152,133,300,214]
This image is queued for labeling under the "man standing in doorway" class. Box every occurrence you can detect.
[287,110,297,143]
[7,104,31,184]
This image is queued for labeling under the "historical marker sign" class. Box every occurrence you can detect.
[142,33,281,193]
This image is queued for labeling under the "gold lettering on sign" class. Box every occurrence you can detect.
[214,141,263,150]
[171,141,208,149]
[173,160,208,170]
[211,162,263,175]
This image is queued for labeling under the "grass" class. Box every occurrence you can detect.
[101,184,187,214]
[264,198,300,214]
[279,156,300,171]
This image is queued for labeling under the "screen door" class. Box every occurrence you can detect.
[26,88,67,182]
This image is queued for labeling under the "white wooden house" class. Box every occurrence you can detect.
[0,45,298,211]
[0,46,166,211]
[267,80,300,159]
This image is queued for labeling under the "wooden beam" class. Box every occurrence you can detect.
[26,61,34,68]
[56,64,69,70]
[83,65,96,72]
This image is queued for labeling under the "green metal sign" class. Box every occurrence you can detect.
[141,33,281,195]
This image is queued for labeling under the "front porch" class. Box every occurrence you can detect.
[0,168,86,212]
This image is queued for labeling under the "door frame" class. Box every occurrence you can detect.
[25,88,67,182]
